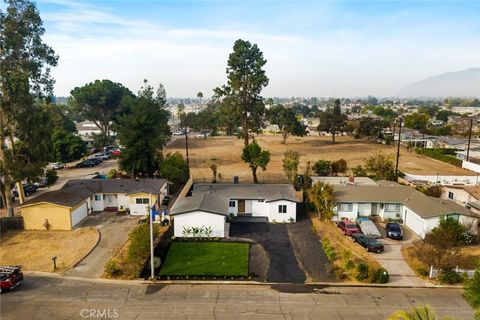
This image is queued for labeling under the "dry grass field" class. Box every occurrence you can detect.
[0,228,99,272]
[166,135,473,183]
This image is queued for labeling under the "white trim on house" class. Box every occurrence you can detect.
[171,183,298,238]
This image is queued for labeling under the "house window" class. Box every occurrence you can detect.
[384,204,400,212]
[446,214,459,221]
[278,205,287,213]
[136,198,149,204]
[337,203,353,212]
[94,195,102,201]
[448,191,454,200]
[229,201,236,208]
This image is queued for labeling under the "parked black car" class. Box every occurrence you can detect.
[76,159,97,168]
[12,184,38,197]
[352,233,384,253]
[386,222,404,240]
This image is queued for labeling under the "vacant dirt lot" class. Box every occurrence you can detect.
[0,228,99,272]
[166,135,473,183]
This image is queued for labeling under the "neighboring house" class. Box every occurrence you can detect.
[311,176,479,239]
[75,121,116,147]
[170,183,297,238]
[20,179,169,230]
[442,185,480,216]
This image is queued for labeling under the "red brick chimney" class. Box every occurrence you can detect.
[348,175,355,185]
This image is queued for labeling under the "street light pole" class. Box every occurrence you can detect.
[149,193,154,280]
[395,117,403,178]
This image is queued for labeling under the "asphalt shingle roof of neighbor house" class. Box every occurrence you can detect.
[314,177,478,219]
[21,179,169,208]
[310,176,378,186]
[171,183,298,216]
[193,183,298,202]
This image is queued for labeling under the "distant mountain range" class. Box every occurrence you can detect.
[398,68,480,98]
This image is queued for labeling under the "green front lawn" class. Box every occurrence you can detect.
[159,242,249,277]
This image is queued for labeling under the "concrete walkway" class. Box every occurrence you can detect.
[373,238,431,287]
[64,213,139,278]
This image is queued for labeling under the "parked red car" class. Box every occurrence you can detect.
[337,220,360,236]
[111,149,121,157]
[0,266,23,294]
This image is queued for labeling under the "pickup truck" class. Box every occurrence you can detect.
[0,266,23,294]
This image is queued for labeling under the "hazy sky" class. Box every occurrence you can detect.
[8,0,480,97]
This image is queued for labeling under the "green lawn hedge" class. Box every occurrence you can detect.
[159,242,249,277]
[414,148,462,167]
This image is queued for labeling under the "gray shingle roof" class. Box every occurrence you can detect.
[331,181,477,219]
[171,183,298,216]
[193,183,297,202]
[21,179,168,208]
[170,192,229,216]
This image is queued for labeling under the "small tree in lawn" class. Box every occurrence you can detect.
[307,182,335,221]
[313,160,332,176]
[282,150,300,185]
[241,140,270,183]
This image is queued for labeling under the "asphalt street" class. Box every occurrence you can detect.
[0,275,474,320]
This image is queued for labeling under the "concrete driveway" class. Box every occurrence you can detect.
[64,212,139,278]
[373,238,430,286]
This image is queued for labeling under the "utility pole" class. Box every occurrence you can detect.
[149,193,155,280]
[185,127,189,168]
[466,116,473,162]
[395,117,402,178]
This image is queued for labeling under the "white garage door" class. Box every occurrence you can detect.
[405,209,424,238]
[71,202,88,227]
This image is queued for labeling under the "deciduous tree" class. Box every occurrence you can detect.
[364,152,396,181]
[267,105,306,144]
[317,99,346,143]
[313,160,332,176]
[241,139,270,183]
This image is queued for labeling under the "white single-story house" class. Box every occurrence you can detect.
[20,179,170,230]
[441,184,480,216]
[170,183,298,238]
[311,176,479,239]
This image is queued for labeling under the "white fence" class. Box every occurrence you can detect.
[403,173,479,186]
[462,160,480,174]
[429,265,476,279]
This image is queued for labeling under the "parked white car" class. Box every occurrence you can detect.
[47,162,64,170]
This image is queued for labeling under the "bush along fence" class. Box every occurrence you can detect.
[414,148,462,167]
[429,265,476,284]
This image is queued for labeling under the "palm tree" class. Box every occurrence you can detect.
[388,305,451,320]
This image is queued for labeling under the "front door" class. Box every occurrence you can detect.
[238,200,245,214]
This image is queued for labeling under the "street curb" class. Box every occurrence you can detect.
[71,227,101,268]
[23,272,463,289]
